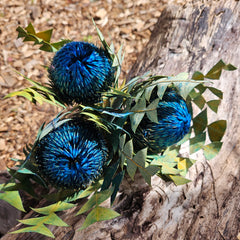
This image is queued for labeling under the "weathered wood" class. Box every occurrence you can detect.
[2,0,239,239]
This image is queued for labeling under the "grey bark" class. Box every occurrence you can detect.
[1,0,240,239]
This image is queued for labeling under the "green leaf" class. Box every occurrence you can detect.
[169,72,199,99]
[177,158,195,176]
[36,29,53,42]
[130,112,145,133]
[161,164,181,175]
[203,142,223,160]
[11,225,55,238]
[195,84,207,94]
[193,94,206,109]
[43,189,82,202]
[157,83,169,99]
[101,161,119,191]
[79,206,120,230]
[6,90,33,102]
[192,108,207,135]
[189,132,206,154]
[32,202,75,215]
[223,63,237,71]
[126,153,138,180]
[135,90,144,103]
[207,100,221,113]
[121,139,133,169]
[130,98,146,133]
[146,98,159,123]
[205,60,236,79]
[0,184,25,212]
[168,175,191,185]
[133,148,147,168]
[207,86,223,99]
[133,148,156,185]
[77,187,114,215]
[139,164,159,185]
[204,60,236,79]
[111,171,125,204]
[192,71,205,80]
[5,70,66,108]
[25,23,36,34]
[145,85,155,101]
[208,120,226,142]
[189,88,200,99]
[170,72,189,81]
[74,180,103,200]
[19,213,68,227]
[16,23,71,52]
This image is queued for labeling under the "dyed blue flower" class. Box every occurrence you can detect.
[35,120,108,189]
[133,89,191,154]
[48,41,115,105]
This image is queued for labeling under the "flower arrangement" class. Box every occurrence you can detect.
[0,21,236,238]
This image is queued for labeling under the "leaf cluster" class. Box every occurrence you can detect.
[1,22,237,238]
[17,23,71,52]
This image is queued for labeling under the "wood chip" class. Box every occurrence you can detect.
[0,0,164,169]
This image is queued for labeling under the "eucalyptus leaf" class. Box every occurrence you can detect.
[193,94,206,109]
[203,142,223,160]
[111,170,125,204]
[192,71,205,80]
[101,161,119,191]
[139,164,159,185]
[177,158,195,176]
[146,98,159,123]
[121,140,133,169]
[157,83,169,99]
[207,100,221,113]
[126,155,138,180]
[74,180,103,200]
[208,120,226,142]
[76,187,114,215]
[207,87,223,99]
[168,175,191,185]
[11,225,55,238]
[0,184,25,212]
[32,202,75,215]
[16,23,71,52]
[189,132,206,154]
[79,206,120,230]
[145,85,155,101]
[133,148,147,168]
[18,213,68,227]
[205,60,236,79]
[192,108,207,135]
[130,98,146,133]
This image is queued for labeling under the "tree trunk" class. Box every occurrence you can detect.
[2,0,240,239]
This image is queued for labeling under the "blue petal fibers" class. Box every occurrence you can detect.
[35,120,108,189]
[134,89,192,154]
[48,41,115,104]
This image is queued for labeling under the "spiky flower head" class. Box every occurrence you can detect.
[133,89,191,154]
[48,41,115,105]
[35,119,108,189]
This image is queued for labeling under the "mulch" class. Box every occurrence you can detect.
[0,0,169,170]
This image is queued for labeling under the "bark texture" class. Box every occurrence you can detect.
[2,0,240,239]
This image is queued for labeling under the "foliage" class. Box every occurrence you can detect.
[1,22,237,238]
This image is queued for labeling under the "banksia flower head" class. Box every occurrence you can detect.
[35,120,108,189]
[48,41,115,105]
[134,89,191,154]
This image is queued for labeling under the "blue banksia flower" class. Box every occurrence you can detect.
[133,89,191,154]
[48,41,115,105]
[35,120,108,189]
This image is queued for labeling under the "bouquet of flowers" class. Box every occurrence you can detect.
[0,22,236,238]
